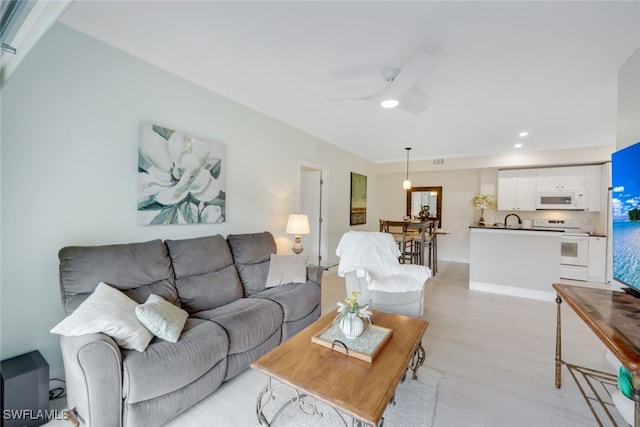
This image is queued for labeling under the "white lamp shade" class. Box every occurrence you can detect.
[286,214,310,235]
[403,179,412,190]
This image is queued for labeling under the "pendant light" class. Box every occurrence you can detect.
[403,147,412,190]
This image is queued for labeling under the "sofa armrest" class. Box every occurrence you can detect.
[307,265,323,288]
[60,334,123,427]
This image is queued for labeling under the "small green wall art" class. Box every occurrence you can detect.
[350,172,367,225]
[138,123,226,225]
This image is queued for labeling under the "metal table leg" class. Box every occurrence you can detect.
[408,343,426,380]
[555,294,562,388]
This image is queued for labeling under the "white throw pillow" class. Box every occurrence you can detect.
[265,254,308,287]
[135,294,188,343]
[50,282,153,352]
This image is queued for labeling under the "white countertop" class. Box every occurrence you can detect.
[469,225,606,238]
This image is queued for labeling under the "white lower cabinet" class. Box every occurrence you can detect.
[588,236,607,283]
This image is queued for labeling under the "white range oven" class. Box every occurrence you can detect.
[533,219,590,281]
[560,234,589,281]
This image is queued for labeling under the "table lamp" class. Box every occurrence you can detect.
[286,214,310,254]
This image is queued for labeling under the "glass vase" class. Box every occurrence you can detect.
[478,208,486,226]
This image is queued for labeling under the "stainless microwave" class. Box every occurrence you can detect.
[536,191,586,210]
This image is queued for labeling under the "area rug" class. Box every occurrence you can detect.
[258,367,443,427]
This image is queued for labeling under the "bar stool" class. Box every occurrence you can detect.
[408,220,438,274]
[379,220,414,264]
[405,222,426,266]
[426,220,439,274]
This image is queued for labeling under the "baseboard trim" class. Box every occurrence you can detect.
[437,257,469,264]
[469,281,556,301]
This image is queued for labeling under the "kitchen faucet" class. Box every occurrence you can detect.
[504,213,522,228]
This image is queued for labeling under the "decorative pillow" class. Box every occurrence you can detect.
[135,294,188,343]
[50,282,153,352]
[265,254,308,287]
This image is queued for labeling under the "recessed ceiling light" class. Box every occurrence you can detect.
[519,132,528,137]
[381,99,399,109]
[514,143,523,148]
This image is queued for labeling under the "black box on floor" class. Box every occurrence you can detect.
[1,350,49,427]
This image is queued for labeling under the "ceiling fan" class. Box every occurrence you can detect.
[329,53,436,114]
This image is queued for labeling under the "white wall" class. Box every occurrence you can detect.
[3,22,631,373]
[378,169,480,263]
[617,48,640,150]
[376,144,614,264]
[0,24,379,371]
[610,48,640,288]
[376,145,614,174]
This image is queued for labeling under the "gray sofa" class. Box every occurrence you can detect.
[56,231,322,427]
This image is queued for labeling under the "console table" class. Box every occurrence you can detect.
[554,283,640,426]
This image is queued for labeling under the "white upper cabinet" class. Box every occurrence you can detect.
[497,169,536,211]
[584,165,602,212]
[497,170,517,210]
[536,166,585,191]
[498,164,604,212]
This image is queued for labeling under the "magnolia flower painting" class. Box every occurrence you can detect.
[138,123,226,225]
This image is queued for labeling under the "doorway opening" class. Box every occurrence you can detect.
[299,163,329,265]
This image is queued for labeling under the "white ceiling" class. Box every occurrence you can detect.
[59,1,640,163]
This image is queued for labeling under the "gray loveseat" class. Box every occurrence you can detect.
[56,231,322,427]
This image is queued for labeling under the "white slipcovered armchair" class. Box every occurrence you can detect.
[335,231,432,318]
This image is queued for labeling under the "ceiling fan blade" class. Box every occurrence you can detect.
[358,90,427,114]
[397,93,427,114]
[327,52,435,113]
[362,86,393,104]
[325,96,356,101]
[386,53,436,98]
[327,84,392,103]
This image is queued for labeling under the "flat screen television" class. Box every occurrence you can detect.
[612,141,640,295]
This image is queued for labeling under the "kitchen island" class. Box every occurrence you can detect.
[469,226,561,301]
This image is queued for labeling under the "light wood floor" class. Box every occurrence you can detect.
[48,262,627,426]
[322,261,627,427]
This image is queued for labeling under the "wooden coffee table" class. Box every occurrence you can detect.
[250,309,428,426]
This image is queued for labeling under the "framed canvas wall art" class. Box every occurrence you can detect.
[138,123,226,225]
[350,172,367,225]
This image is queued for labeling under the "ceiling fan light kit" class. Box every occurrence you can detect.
[380,99,399,109]
[330,52,436,115]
